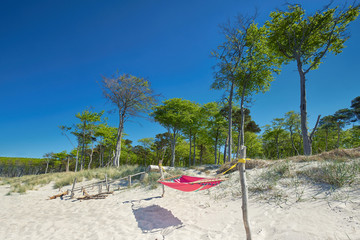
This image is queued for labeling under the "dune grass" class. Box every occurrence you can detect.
[1,165,145,194]
[300,159,360,188]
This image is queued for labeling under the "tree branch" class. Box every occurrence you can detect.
[310,114,321,141]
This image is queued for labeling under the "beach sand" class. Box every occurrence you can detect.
[1,167,359,240]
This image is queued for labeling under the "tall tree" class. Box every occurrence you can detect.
[266,3,359,155]
[102,73,157,167]
[152,98,194,167]
[74,109,103,170]
[212,14,279,240]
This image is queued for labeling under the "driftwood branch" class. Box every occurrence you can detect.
[49,190,69,200]
[76,191,114,201]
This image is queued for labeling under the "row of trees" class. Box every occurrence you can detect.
[262,96,360,159]
[39,95,357,173]
[3,2,358,177]
[43,2,359,172]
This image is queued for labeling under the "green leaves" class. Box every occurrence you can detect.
[266,4,359,72]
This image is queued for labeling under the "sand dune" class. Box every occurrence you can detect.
[1,166,359,240]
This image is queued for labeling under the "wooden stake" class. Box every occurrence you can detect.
[238,145,252,240]
[128,175,132,187]
[105,173,110,192]
[159,160,165,197]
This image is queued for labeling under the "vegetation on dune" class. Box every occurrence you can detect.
[1,165,145,194]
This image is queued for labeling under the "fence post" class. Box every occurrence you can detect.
[105,173,110,192]
[128,175,132,187]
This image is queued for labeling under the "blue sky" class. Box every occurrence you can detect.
[1,0,359,158]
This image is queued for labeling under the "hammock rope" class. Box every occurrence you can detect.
[158,158,251,192]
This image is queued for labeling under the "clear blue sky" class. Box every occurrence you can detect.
[1,0,359,158]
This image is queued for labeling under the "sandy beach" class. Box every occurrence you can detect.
[1,166,360,240]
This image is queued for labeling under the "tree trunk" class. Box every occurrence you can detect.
[188,131,192,167]
[223,135,229,163]
[45,161,49,174]
[237,83,247,158]
[193,135,196,166]
[114,119,124,168]
[75,145,80,172]
[170,130,177,167]
[289,126,300,155]
[227,81,234,162]
[336,124,341,149]
[238,146,252,240]
[66,157,69,172]
[297,58,312,155]
[214,129,219,164]
[80,120,87,171]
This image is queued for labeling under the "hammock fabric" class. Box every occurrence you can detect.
[158,175,224,192]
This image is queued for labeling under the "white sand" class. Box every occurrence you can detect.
[1,167,360,240]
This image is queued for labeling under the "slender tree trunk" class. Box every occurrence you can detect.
[223,135,229,163]
[193,135,196,166]
[75,145,80,172]
[170,130,177,167]
[289,126,300,155]
[228,81,234,162]
[66,157,69,172]
[238,146,252,240]
[336,124,341,149]
[237,83,247,158]
[188,131,192,167]
[297,59,312,155]
[218,145,221,164]
[80,120,87,171]
[114,118,124,167]
[214,129,219,164]
[45,161,49,174]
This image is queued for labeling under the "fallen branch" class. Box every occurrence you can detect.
[76,191,114,201]
[49,190,69,200]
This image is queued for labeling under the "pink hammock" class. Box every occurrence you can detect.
[158,175,224,192]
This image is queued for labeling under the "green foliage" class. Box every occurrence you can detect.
[266,4,359,70]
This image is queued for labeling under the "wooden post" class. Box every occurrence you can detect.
[70,178,77,199]
[128,175,132,187]
[159,160,165,197]
[238,146,252,240]
[98,184,102,194]
[105,174,110,192]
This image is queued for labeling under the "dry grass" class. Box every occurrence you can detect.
[1,165,145,194]
[288,147,360,162]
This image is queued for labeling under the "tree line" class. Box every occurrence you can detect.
[1,2,359,176]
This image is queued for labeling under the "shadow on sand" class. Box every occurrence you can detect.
[132,204,183,233]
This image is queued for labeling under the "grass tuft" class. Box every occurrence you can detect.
[301,160,360,188]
